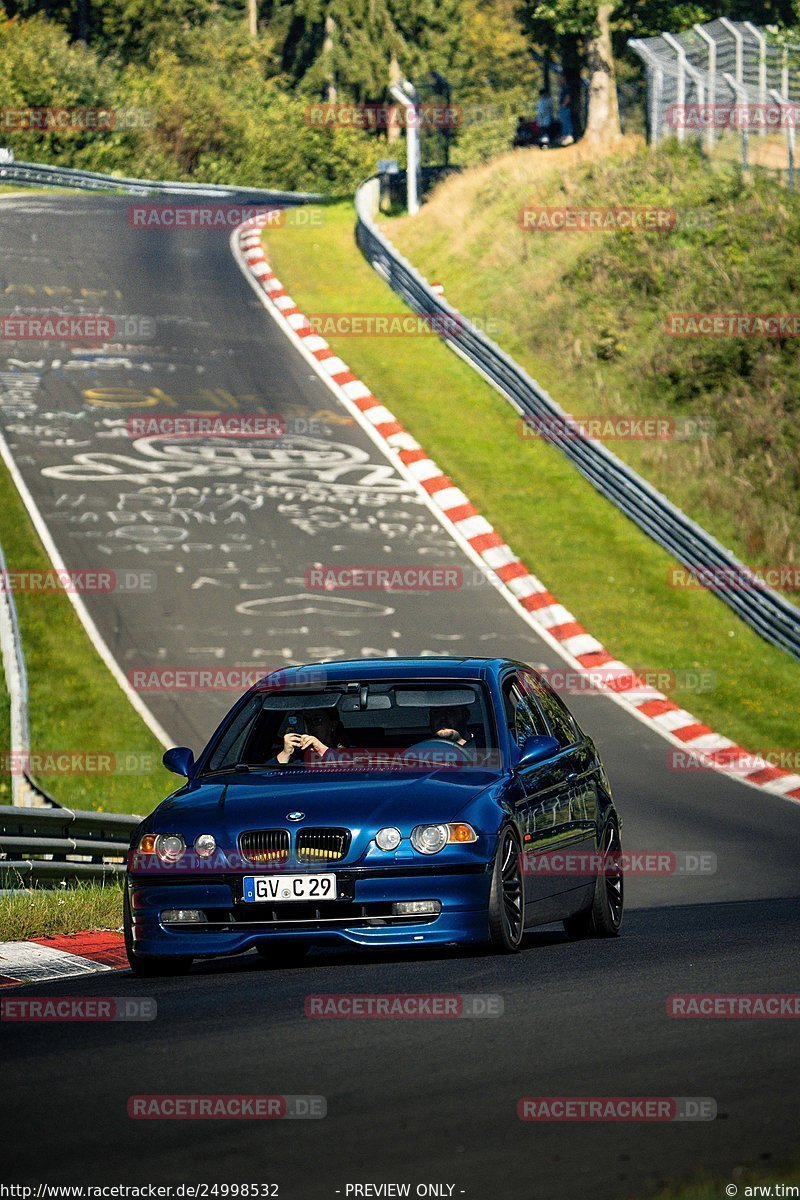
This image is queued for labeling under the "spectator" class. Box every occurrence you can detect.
[559,82,574,145]
[535,88,553,147]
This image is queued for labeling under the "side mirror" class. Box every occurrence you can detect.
[516,734,559,769]
[162,746,195,778]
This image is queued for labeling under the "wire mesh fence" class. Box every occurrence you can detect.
[629,19,800,188]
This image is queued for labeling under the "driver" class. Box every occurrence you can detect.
[429,705,475,752]
[274,708,345,765]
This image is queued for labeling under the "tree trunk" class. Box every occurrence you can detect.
[324,11,337,103]
[583,3,621,147]
[77,0,89,43]
[247,0,257,38]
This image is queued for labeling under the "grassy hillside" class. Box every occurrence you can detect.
[264,201,799,755]
[387,141,799,583]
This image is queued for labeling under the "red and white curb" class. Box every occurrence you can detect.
[231,217,800,806]
[0,932,126,987]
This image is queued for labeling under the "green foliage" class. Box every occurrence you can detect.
[0,11,378,190]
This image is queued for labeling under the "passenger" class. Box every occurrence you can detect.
[273,709,345,765]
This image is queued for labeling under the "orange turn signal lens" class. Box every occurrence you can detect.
[447,823,477,844]
[137,834,158,855]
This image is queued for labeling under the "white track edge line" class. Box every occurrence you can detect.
[0,430,173,749]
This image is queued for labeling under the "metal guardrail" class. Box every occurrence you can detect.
[354,176,800,659]
[0,159,322,204]
[0,804,139,886]
[0,543,29,807]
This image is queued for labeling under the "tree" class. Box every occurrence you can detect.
[519,0,800,147]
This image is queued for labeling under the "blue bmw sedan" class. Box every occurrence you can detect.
[124,657,623,974]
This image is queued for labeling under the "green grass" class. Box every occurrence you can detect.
[264,200,799,754]
[388,141,799,579]
[0,880,123,940]
[0,460,171,814]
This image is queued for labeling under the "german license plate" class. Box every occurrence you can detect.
[242,874,337,902]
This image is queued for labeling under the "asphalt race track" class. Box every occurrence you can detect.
[1,194,798,1199]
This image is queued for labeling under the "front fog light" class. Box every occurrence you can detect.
[162,909,207,924]
[392,900,441,916]
[155,834,185,863]
[376,827,401,851]
[194,833,216,858]
[411,824,449,855]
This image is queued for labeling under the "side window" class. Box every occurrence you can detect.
[502,673,549,744]
[522,672,579,749]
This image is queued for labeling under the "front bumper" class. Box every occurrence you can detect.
[127,865,493,956]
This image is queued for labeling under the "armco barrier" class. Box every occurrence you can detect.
[0,804,140,887]
[354,175,800,660]
[0,159,321,204]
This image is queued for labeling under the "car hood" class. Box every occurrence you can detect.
[155,767,503,832]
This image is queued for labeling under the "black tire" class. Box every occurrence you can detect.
[255,942,309,967]
[488,827,525,952]
[563,820,624,940]
[123,882,193,977]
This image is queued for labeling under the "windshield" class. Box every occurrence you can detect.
[204,681,499,773]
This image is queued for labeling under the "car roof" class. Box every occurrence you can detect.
[258,657,513,686]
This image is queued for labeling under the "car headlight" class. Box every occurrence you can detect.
[194,833,216,858]
[155,833,185,863]
[410,823,478,854]
[411,824,449,855]
[375,827,402,851]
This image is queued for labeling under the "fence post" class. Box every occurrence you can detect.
[769,87,795,191]
[719,18,744,86]
[662,33,686,143]
[724,73,750,172]
[664,32,706,142]
[745,23,767,136]
[694,24,717,153]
